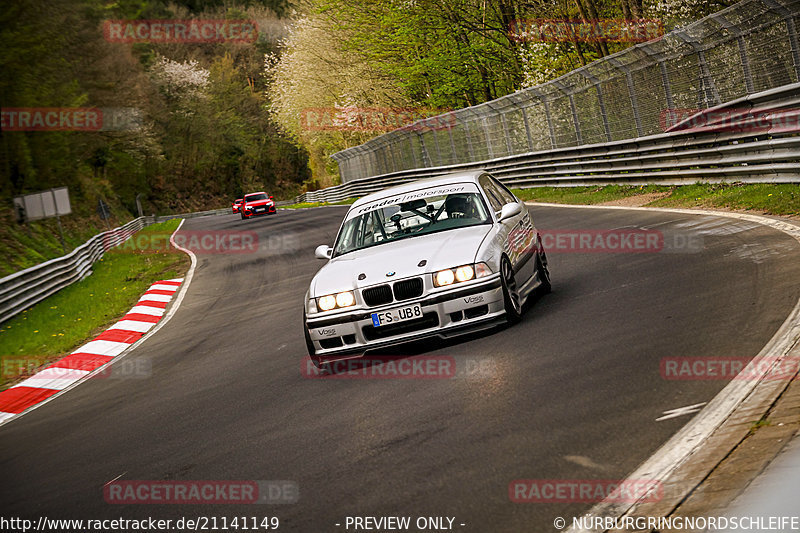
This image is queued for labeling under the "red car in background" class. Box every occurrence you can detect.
[241,192,276,220]
[232,198,243,214]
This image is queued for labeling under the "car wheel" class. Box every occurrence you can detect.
[501,256,522,324]
[240,212,246,220]
[536,247,551,295]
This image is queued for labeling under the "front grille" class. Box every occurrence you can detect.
[362,284,393,307]
[363,312,439,341]
[393,277,423,301]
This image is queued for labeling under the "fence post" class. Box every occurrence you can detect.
[580,70,612,142]
[464,116,476,161]
[640,43,675,114]
[674,29,720,109]
[712,13,754,94]
[607,57,643,138]
[762,0,800,81]
[521,105,534,151]
[478,115,492,160]
[529,87,557,149]
[553,80,582,145]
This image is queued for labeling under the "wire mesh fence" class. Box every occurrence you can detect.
[330,0,800,183]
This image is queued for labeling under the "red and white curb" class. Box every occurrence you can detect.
[0,279,184,425]
[0,218,198,428]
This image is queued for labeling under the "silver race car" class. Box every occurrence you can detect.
[303,171,550,368]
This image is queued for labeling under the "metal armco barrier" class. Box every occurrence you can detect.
[0,207,231,324]
[299,0,800,202]
[296,82,800,204]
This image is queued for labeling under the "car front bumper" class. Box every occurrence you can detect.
[243,206,276,217]
[305,275,505,363]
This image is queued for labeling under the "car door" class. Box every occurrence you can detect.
[479,174,536,285]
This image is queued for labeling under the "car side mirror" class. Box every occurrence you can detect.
[315,245,333,260]
[269,196,274,200]
[498,202,522,222]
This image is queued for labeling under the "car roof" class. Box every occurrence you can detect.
[244,191,267,197]
[349,171,485,210]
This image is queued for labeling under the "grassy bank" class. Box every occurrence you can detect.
[280,198,358,209]
[0,207,132,278]
[512,183,800,216]
[0,219,190,389]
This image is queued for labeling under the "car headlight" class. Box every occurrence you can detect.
[316,290,356,311]
[433,263,491,287]
[318,295,337,311]
[434,269,455,287]
[455,265,474,282]
[336,291,355,307]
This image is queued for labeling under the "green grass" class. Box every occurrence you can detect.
[0,219,189,389]
[749,417,771,435]
[512,185,670,205]
[280,198,358,209]
[0,207,121,278]
[647,183,800,214]
[513,183,800,216]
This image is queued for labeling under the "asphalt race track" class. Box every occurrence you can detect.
[2,205,800,532]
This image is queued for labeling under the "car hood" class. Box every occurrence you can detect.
[310,225,491,296]
[245,199,273,206]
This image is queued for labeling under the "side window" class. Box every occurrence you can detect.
[491,177,517,205]
[479,176,503,212]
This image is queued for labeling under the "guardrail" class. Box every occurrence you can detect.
[295,81,800,204]
[0,206,233,324]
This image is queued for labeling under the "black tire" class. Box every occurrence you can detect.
[240,212,246,220]
[536,247,551,295]
[501,256,522,325]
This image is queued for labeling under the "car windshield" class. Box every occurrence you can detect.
[333,192,490,256]
[245,194,267,202]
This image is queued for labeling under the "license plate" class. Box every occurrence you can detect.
[371,303,423,327]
